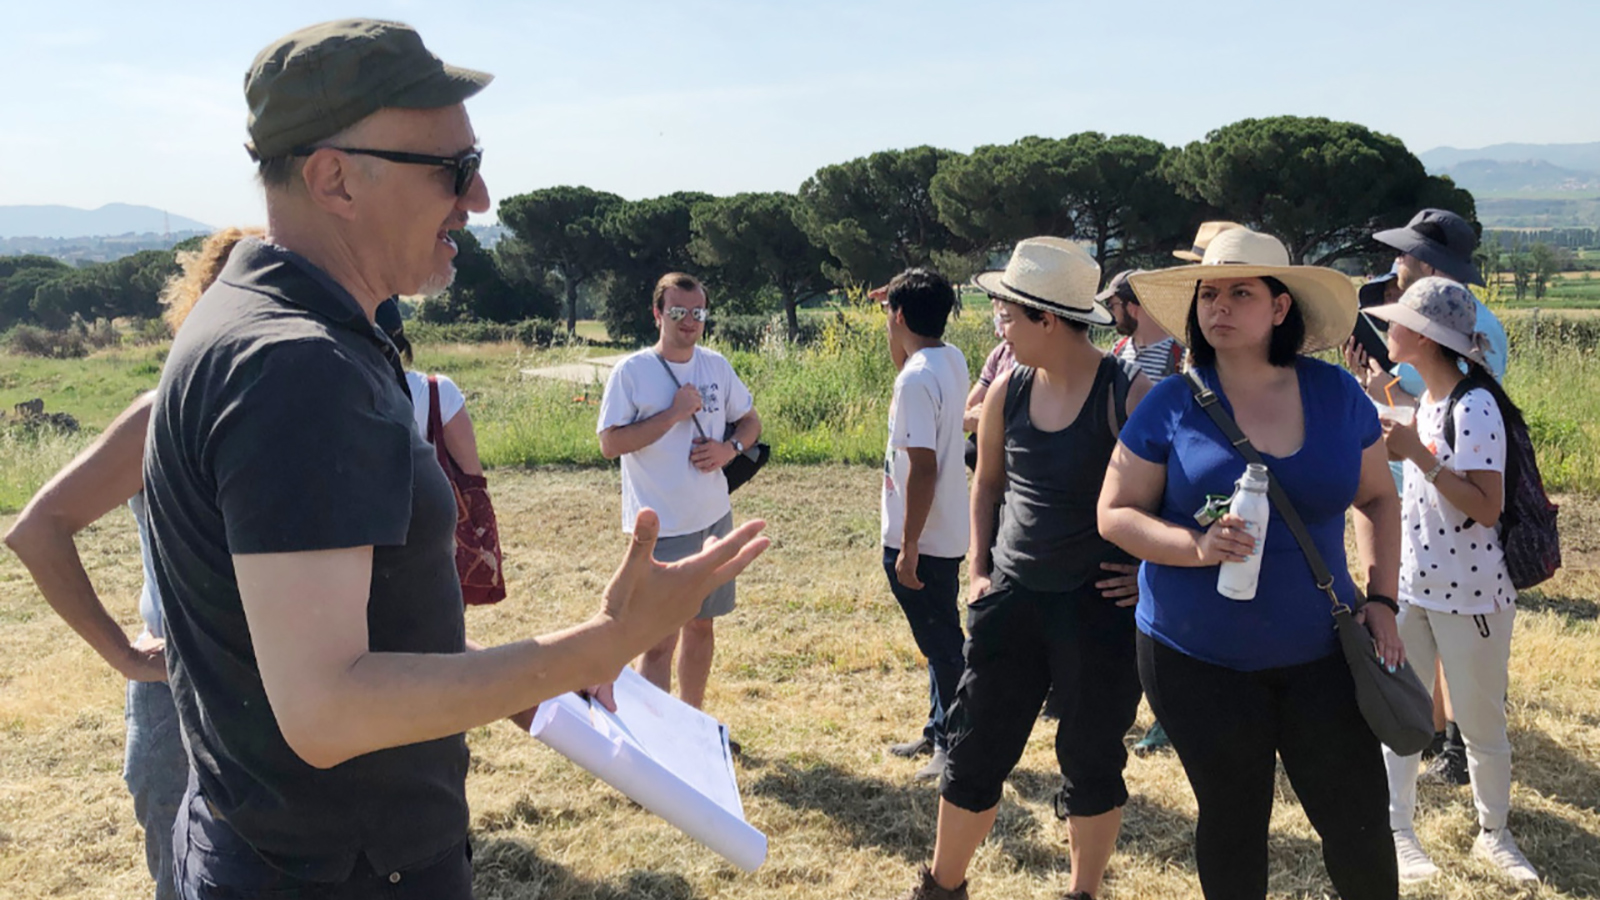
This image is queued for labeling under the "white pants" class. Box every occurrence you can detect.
[1384,603,1515,831]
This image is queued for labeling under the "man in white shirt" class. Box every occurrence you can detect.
[598,273,763,711]
[879,268,971,781]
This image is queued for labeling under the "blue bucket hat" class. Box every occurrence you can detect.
[1373,209,1484,287]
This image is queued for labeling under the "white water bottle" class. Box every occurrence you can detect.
[1217,463,1271,601]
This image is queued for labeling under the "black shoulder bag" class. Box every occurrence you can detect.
[654,352,770,493]
[1185,371,1434,756]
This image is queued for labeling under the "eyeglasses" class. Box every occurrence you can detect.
[665,306,709,323]
[290,145,483,197]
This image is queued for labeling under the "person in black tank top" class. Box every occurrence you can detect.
[895,237,1151,900]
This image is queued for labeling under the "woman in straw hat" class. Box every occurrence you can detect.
[1367,277,1540,884]
[895,238,1151,900]
[1098,227,1405,899]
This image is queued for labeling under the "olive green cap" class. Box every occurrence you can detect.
[244,19,492,160]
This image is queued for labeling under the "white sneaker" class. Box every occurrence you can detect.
[1393,829,1440,883]
[1473,828,1540,882]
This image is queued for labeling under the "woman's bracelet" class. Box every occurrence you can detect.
[1363,593,1400,614]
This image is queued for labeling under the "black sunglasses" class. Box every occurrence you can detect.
[291,145,483,197]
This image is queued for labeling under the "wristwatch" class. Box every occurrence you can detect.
[731,438,746,454]
[1423,461,1445,484]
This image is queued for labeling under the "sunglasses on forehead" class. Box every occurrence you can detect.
[289,145,483,197]
[664,306,709,323]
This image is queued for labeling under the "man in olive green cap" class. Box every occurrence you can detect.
[144,19,769,898]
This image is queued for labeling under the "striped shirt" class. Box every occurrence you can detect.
[1114,336,1182,382]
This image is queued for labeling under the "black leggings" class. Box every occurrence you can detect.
[941,575,1142,816]
[1138,632,1396,900]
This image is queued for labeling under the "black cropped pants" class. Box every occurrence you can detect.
[941,574,1141,816]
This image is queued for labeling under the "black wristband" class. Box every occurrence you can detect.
[1364,593,1399,614]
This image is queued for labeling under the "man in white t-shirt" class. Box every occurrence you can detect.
[598,273,762,712]
[879,267,971,781]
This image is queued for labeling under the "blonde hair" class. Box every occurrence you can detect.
[160,226,266,333]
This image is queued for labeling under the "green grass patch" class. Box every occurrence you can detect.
[0,344,166,431]
[5,307,1600,510]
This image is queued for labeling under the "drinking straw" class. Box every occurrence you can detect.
[1383,377,1401,408]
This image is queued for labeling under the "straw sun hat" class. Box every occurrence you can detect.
[1172,220,1245,262]
[971,237,1112,326]
[1127,228,1359,354]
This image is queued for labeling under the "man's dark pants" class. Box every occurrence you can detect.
[173,779,473,899]
[882,547,965,752]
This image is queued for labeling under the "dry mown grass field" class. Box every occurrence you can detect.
[2,466,1597,899]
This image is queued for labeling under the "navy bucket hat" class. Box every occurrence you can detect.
[1373,209,1484,287]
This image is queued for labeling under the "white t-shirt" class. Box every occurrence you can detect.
[881,344,971,558]
[405,370,465,439]
[597,346,754,537]
[1400,386,1516,615]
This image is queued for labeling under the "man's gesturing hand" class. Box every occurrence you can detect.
[600,509,769,657]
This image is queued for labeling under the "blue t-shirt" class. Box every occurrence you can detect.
[1120,358,1381,671]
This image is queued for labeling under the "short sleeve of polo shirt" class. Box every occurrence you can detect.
[1117,373,1189,465]
[211,340,415,554]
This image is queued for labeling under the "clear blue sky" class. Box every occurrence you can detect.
[3,0,1595,229]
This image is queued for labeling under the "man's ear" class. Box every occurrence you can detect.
[299,149,360,221]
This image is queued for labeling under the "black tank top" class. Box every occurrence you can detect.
[990,355,1135,593]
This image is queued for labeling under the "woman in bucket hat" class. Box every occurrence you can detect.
[1099,228,1405,899]
[894,238,1150,900]
[1368,277,1540,884]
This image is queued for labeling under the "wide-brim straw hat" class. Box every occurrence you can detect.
[1365,276,1488,365]
[1128,228,1359,353]
[1173,220,1245,262]
[971,237,1111,326]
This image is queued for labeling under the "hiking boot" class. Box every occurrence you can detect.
[1473,828,1540,882]
[1393,829,1440,883]
[1133,721,1171,756]
[913,748,949,783]
[895,865,968,900]
[891,735,934,759]
[1419,749,1470,786]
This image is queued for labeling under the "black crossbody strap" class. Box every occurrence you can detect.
[653,351,708,441]
[1183,371,1350,615]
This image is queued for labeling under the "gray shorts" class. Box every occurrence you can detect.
[653,511,736,619]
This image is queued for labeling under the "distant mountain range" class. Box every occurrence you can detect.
[0,203,213,239]
[1419,142,1600,173]
[1420,141,1600,202]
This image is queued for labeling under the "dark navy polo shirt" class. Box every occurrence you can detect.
[143,238,468,881]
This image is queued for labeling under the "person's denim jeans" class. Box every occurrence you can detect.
[882,547,965,751]
[123,679,187,900]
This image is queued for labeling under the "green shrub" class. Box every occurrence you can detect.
[404,318,564,347]
[709,313,823,350]
[6,324,88,358]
